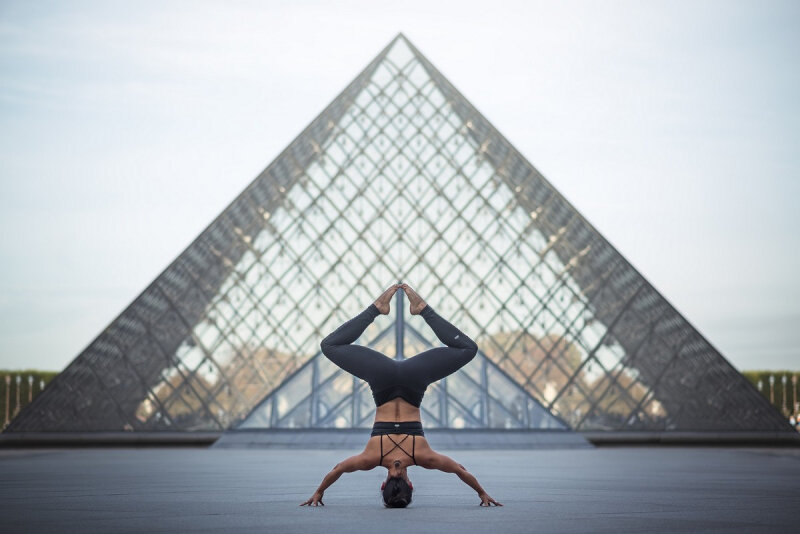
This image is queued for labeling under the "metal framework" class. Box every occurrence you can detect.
[6,34,790,433]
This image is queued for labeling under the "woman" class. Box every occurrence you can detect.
[300,283,502,508]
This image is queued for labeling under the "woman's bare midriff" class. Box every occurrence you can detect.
[374,397,421,423]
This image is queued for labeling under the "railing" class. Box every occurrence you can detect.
[743,371,800,426]
[1,371,58,430]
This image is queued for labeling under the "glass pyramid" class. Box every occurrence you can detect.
[6,34,790,434]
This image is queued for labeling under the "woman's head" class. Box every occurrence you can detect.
[381,476,413,508]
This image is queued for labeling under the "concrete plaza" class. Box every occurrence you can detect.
[1,445,799,533]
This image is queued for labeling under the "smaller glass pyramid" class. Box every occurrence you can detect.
[238,300,567,430]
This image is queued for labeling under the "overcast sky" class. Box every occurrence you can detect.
[1,0,798,372]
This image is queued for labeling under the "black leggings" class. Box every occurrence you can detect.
[320,304,478,402]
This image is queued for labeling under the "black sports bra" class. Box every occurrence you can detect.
[371,421,424,436]
[371,421,424,466]
[380,434,416,465]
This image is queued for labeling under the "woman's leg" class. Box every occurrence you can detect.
[320,304,396,384]
[403,305,478,385]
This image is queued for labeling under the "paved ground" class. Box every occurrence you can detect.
[1,446,799,533]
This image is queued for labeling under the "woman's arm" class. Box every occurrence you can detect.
[300,452,376,506]
[423,452,503,506]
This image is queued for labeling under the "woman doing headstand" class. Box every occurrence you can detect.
[300,283,502,508]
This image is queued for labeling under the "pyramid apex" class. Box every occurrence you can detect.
[390,32,413,46]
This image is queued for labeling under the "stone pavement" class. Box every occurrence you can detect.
[1,446,799,533]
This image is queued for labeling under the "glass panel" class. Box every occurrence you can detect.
[274,365,312,420]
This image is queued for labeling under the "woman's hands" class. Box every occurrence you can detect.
[299,490,325,507]
[479,493,503,507]
[419,451,502,507]
[299,453,376,507]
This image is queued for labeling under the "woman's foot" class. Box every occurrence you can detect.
[373,284,401,315]
[401,284,427,315]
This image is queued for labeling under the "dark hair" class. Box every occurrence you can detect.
[382,477,413,508]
